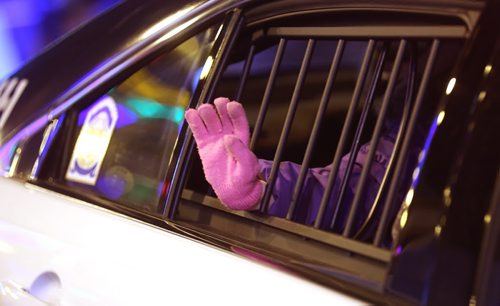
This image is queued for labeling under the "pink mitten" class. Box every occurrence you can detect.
[185,97,264,210]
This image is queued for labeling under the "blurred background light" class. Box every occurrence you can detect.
[0,0,121,80]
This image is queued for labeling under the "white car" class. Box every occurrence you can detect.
[1,0,499,305]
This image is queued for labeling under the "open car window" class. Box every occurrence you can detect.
[175,10,464,266]
[182,34,462,240]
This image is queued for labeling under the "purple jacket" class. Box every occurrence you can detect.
[259,134,396,232]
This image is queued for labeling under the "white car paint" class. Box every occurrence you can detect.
[0,78,29,130]
[0,177,368,305]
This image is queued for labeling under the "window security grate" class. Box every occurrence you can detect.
[175,23,461,259]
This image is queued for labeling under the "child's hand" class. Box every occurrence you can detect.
[185,97,264,210]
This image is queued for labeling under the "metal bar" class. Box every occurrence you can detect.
[235,44,255,101]
[354,43,415,240]
[373,39,440,246]
[165,10,244,218]
[314,40,376,228]
[258,39,315,215]
[288,40,345,221]
[267,26,466,39]
[343,39,407,237]
[181,189,392,263]
[331,45,387,230]
[250,38,287,150]
[266,40,343,223]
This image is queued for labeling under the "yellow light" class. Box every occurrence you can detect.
[437,110,445,125]
[470,295,477,306]
[478,91,486,103]
[434,225,442,236]
[443,187,451,198]
[443,187,452,207]
[199,56,214,80]
[404,188,414,206]
[140,5,197,40]
[7,147,21,178]
[484,65,492,75]
[484,214,492,224]
[400,209,408,229]
[445,78,456,95]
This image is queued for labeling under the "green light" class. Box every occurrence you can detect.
[127,98,163,117]
[172,107,185,123]
[126,97,185,124]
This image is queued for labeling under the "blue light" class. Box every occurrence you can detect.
[410,114,440,189]
[0,0,120,79]
[0,13,21,79]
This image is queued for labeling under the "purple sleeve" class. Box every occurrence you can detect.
[259,136,395,231]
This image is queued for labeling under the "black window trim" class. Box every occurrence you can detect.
[244,1,483,31]
[266,25,467,39]
[164,9,245,218]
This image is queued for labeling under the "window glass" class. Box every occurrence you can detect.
[61,25,220,213]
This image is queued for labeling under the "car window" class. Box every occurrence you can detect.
[45,24,221,214]
[178,14,463,249]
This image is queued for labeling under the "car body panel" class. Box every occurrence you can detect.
[0,177,366,305]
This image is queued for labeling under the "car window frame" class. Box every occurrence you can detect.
[30,12,237,220]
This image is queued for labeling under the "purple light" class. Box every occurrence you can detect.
[78,96,137,128]
[410,114,440,189]
[395,245,403,255]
